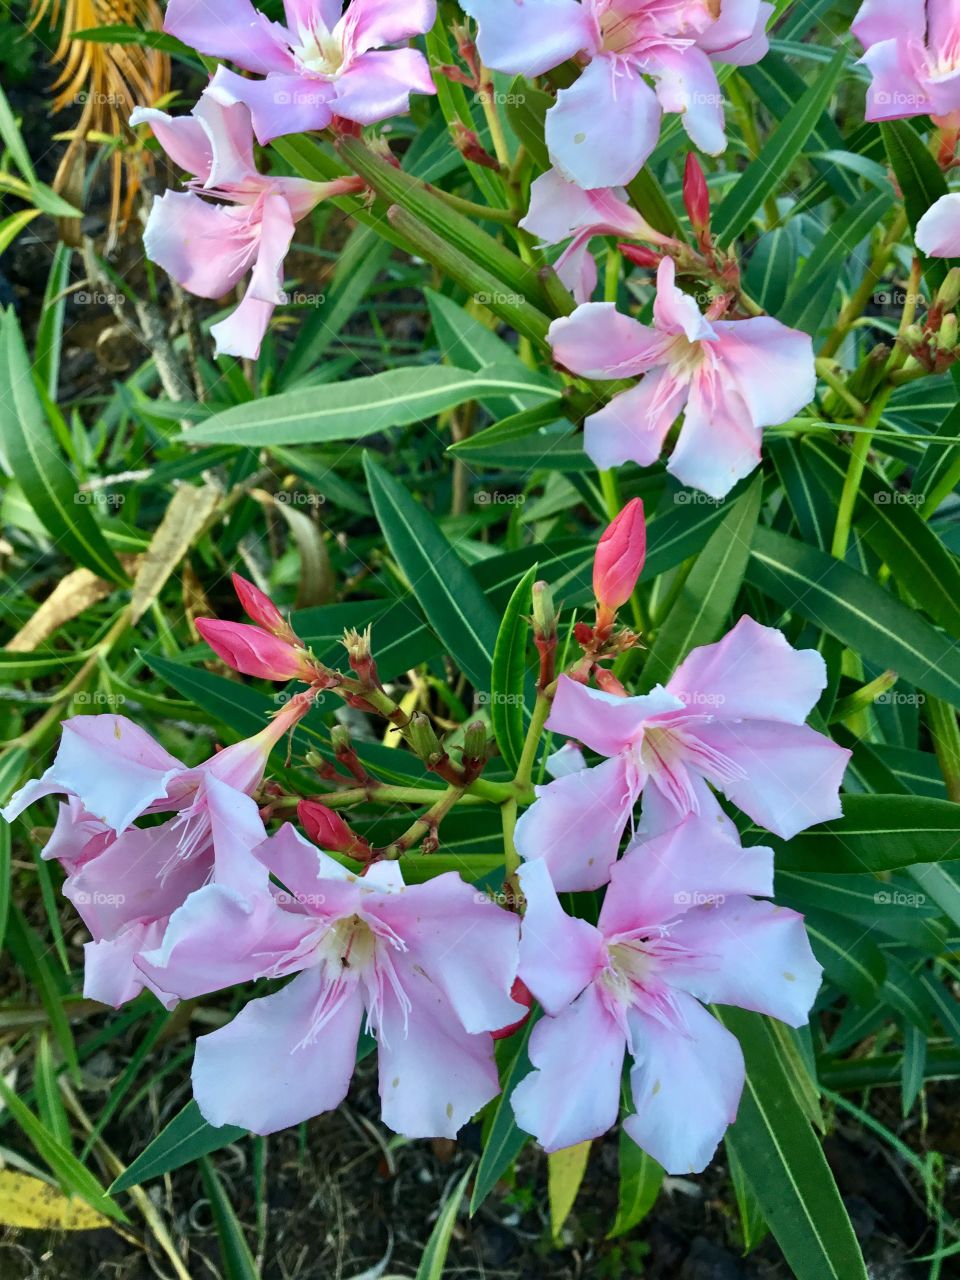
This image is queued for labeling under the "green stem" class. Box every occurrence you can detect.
[830,385,893,561]
[514,691,553,792]
[929,697,960,804]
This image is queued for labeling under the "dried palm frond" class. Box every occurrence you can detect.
[30,0,170,243]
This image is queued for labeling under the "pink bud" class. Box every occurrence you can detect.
[492,977,533,1040]
[682,153,710,237]
[197,618,315,682]
[231,573,296,641]
[618,242,663,270]
[593,498,646,622]
[297,800,372,859]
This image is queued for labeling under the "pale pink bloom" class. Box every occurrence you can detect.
[549,257,815,498]
[2,696,311,1007]
[853,0,960,122]
[512,833,821,1171]
[460,0,772,187]
[916,192,960,256]
[138,817,524,1138]
[514,616,850,890]
[164,0,436,144]
[519,169,669,302]
[130,93,362,359]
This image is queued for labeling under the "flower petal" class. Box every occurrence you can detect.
[583,370,687,470]
[192,968,363,1134]
[852,0,925,49]
[514,755,638,891]
[670,896,822,1025]
[667,361,761,499]
[342,0,437,54]
[512,982,626,1151]
[667,615,828,725]
[651,46,727,154]
[84,920,176,1009]
[547,675,683,757]
[652,257,715,342]
[144,192,257,301]
[710,316,815,429]
[517,859,606,1014]
[916,193,960,258]
[164,0,296,74]
[459,0,595,77]
[333,49,436,124]
[209,66,335,144]
[547,56,662,188]
[548,301,667,379]
[625,993,743,1174]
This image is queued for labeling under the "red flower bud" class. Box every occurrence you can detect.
[231,573,296,641]
[593,499,646,625]
[297,800,372,859]
[492,977,533,1040]
[682,153,710,237]
[197,618,315,682]
[618,242,663,270]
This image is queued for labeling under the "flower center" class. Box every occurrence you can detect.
[317,914,376,978]
[295,24,345,76]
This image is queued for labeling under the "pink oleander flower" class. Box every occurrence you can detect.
[163,0,436,145]
[137,814,525,1138]
[460,0,772,188]
[549,257,815,498]
[1,696,312,1007]
[519,169,670,302]
[593,496,647,626]
[130,93,363,360]
[514,616,850,890]
[853,0,960,122]
[916,192,960,256]
[197,618,318,681]
[511,831,822,1171]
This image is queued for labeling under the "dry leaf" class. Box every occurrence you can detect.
[129,481,222,624]
[0,1170,111,1231]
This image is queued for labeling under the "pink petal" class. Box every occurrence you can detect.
[547,675,683,757]
[128,106,215,181]
[652,257,715,342]
[84,920,177,1009]
[144,192,258,301]
[459,0,596,77]
[368,872,523,1033]
[333,49,436,124]
[342,0,437,54]
[283,0,342,33]
[521,169,660,246]
[208,66,336,144]
[667,362,761,499]
[193,968,364,1134]
[667,616,828,725]
[916,194,960,258]
[42,799,112,873]
[163,0,296,73]
[514,755,639,891]
[254,823,367,918]
[376,965,500,1138]
[710,316,815,429]
[859,40,931,120]
[583,370,688,470]
[516,859,606,1014]
[511,982,626,1151]
[670,896,822,1025]
[210,191,295,359]
[625,993,743,1174]
[651,46,727,154]
[700,0,772,62]
[555,233,600,303]
[548,302,668,379]
[547,55,662,188]
[694,720,851,839]
[852,0,925,48]
[600,816,774,936]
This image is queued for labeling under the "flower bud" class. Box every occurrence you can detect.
[937,267,960,311]
[492,977,533,1040]
[531,580,557,641]
[343,625,379,687]
[939,312,959,350]
[593,498,646,625]
[196,619,315,682]
[297,800,372,859]
[408,712,444,763]
[618,242,663,270]
[682,153,710,237]
[462,720,488,766]
[330,724,353,756]
[231,573,294,639]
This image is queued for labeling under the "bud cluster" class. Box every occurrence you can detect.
[901,267,960,374]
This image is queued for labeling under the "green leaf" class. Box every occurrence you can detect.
[744,226,797,316]
[504,78,552,170]
[548,1142,591,1241]
[717,1008,868,1280]
[109,1102,247,1193]
[0,310,127,583]
[200,1158,260,1280]
[804,909,886,1001]
[364,453,500,691]
[726,1142,769,1252]
[714,48,846,244]
[753,793,960,873]
[0,1077,126,1223]
[186,364,559,447]
[642,476,761,687]
[490,565,537,773]
[881,119,950,287]
[608,1119,663,1239]
[416,1163,474,1280]
[747,526,960,705]
[449,400,568,454]
[471,1014,537,1213]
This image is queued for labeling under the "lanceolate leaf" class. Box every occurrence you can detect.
[718,1008,868,1280]
[881,119,950,286]
[109,1102,246,1193]
[364,453,500,692]
[490,565,538,772]
[416,1163,474,1280]
[471,1014,538,1214]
